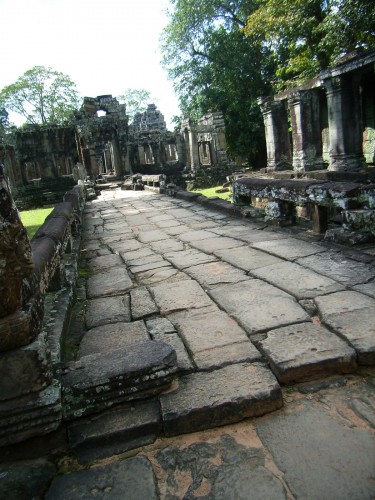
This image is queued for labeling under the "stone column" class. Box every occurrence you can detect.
[288,90,325,172]
[258,97,292,171]
[188,129,200,172]
[324,75,365,171]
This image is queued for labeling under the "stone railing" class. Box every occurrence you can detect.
[0,164,85,446]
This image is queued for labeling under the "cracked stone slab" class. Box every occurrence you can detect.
[214,246,283,271]
[129,259,172,274]
[138,229,168,243]
[130,286,158,319]
[87,253,123,273]
[108,239,144,253]
[78,321,150,358]
[251,238,325,260]
[150,239,184,253]
[252,261,344,299]
[85,295,131,329]
[67,400,162,463]
[152,333,194,372]
[296,252,375,286]
[315,290,375,316]
[178,229,217,243]
[193,341,262,371]
[45,457,158,500]
[163,224,190,236]
[190,236,246,253]
[211,226,288,243]
[352,282,375,299]
[120,247,155,264]
[146,317,176,335]
[0,459,56,500]
[168,306,250,353]
[154,219,182,228]
[87,267,133,298]
[151,280,214,315]
[136,268,190,285]
[160,363,282,436]
[164,248,217,270]
[184,261,249,288]
[257,322,357,384]
[210,280,309,335]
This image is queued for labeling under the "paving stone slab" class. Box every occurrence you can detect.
[210,280,309,335]
[169,208,195,217]
[155,219,182,228]
[136,267,190,285]
[214,246,283,271]
[296,252,375,285]
[120,246,155,264]
[352,282,375,298]
[78,321,150,358]
[185,261,249,288]
[251,237,325,260]
[193,341,262,371]
[252,261,344,299]
[138,229,168,243]
[146,317,176,335]
[163,224,191,235]
[130,286,159,319]
[0,459,56,500]
[190,236,246,253]
[151,279,214,315]
[108,238,144,253]
[87,253,124,273]
[160,363,282,436]
[150,239,185,253]
[129,258,172,274]
[87,267,133,298]
[187,220,220,230]
[85,295,131,329]
[148,214,176,223]
[256,403,375,500]
[153,333,194,372]
[67,400,162,463]
[45,457,158,500]
[314,290,375,316]
[168,306,250,354]
[178,229,217,243]
[211,226,288,243]
[257,322,357,383]
[164,248,217,269]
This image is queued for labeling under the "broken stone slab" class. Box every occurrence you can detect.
[152,333,194,372]
[120,247,155,264]
[251,238,325,260]
[87,267,133,299]
[190,236,246,253]
[160,363,282,436]
[209,280,309,335]
[62,341,177,420]
[129,258,171,275]
[78,321,150,358]
[296,252,375,286]
[151,279,214,315]
[108,239,143,253]
[252,261,344,299]
[184,261,249,288]
[168,306,250,354]
[130,287,159,319]
[150,239,185,253]
[193,341,263,371]
[352,282,375,299]
[0,459,56,500]
[67,400,162,463]
[87,253,123,273]
[164,248,217,270]
[214,246,283,272]
[146,317,176,335]
[45,457,158,500]
[136,268,190,285]
[85,295,131,330]
[257,322,357,384]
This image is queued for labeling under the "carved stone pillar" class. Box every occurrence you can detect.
[325,75,365,171]
[188,128,200,172]
[258,97,292,171]
[288,90,325,172]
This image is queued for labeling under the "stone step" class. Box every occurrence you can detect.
[62,341,177,420]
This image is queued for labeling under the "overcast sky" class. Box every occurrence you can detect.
[0,0,180,128]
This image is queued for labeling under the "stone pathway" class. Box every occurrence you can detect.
[2,188,374,498]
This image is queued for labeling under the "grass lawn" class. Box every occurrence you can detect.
[20,207,54,239]
[191,185,232,203]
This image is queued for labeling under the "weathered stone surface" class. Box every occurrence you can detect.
[256,403,375,500]
[85,295,131,329]
[78,321,150,358]
[314,290,375,316]
[210,280,309,335]
[252,261,344,299]
[87,267,133,298]
[67,400,161,462]
[120,247,154,264]
[164,248,217,269]
[296,252,375,285]
[190,236,246,253]
[178,229,217,243]
[151,280,214,315]
[150,239,184,252]
[163,224,190,236]
[185,261,249,288]
[0,305,35,351]
[352,282,375,299]
[258,322,357,383]
[129,258,171,274]
[155,218,182,228]
[87,253,123,273]
[62,341,177,419]
[168,306,250,353]
[45,457,158,500]
[138,229,168,243]
[214,246,283,271]
[136,267,189,285]
[160,363,282,436]
[193,341,262,371]
[0,459,56,500]
[146,317,176,335]
[169,207,194,218]
[108,238,144,253]
[130,286,159,319]
[251,237,325,260]
[214,227,288,244]
[153,333,194,372]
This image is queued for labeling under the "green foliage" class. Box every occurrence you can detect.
[0,66,80,125]
[244,0,375,89]
[19,207,54,239]
[191,185,232,203]
[161,0,274,164]
[117,88,156,122]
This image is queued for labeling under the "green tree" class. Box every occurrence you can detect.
[244,0,375,88]
[161,0,275,164]
[0,66,80,125]
[117,88,156,122]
